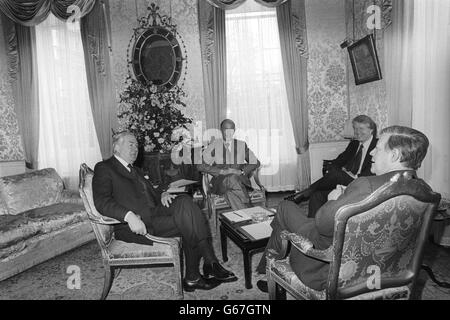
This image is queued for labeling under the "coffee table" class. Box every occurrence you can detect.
[219,208,274,289]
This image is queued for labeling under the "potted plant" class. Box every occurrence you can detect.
[117,77,193,183]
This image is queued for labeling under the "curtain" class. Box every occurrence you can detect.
[276,0,310,190]
[0,0,95,26]
[385,0,414,126]
[1,13,40,169]
[198,0,227,131]
[35,13,102,189]
[225,1,297,191]
[410,0,450,199]
[80,0,116,159]
[206,0,288,10]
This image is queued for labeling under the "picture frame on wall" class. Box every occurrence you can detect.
[347,34,382,85]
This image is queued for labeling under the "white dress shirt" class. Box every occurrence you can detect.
[356,135,374,175]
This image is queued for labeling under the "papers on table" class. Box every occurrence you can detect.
[221,206,275,223]
[167,179,198,193]
[239,218,273,241]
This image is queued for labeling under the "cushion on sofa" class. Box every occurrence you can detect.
[0,168,64,215]
[0,197,8,216]
[0,202,87,250]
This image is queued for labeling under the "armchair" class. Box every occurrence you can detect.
[201,167,266,228]
[78,164,183,300]
[267,171,441,300]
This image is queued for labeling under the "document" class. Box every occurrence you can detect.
[222,211,252,223]
[221,206,275,223]
[169,179,198,188]
[239,219,273,241]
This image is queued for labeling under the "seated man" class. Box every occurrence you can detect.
[290,115,378,218]
[256,125,431,292]
[197,119,261,210]
[92,131,237,292]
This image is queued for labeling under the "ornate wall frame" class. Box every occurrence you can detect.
[127,3,187,91]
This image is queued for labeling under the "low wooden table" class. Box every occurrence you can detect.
[219,207,274,289]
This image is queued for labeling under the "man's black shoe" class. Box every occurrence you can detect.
[284,189,310,204]
[203,262,238,283]
[183,276,221,292]
[257,280,268,293]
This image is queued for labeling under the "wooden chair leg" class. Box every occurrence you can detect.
[100,265,115,300]
[174,245,184,299]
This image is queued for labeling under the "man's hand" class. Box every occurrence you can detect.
[328,185,347,201]
[161,192,177,207]
[124,212,147,235]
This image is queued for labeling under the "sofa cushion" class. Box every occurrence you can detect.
[0,203,87,250]
[0,168,64,215]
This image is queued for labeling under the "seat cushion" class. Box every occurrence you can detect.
[0,203,87,250]
[107,239,173,259]
[0,168,64,215]
[269,258,326,300]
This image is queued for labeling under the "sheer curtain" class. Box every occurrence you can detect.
[36,14,102,190]
[411,0,450,199]
[225,1,297,191]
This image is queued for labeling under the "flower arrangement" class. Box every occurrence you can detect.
[117,77,193,153]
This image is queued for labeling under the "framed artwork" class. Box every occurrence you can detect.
[347,34,382,85]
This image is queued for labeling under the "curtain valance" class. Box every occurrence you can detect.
[206,0,288,10]
[0,0,96,26]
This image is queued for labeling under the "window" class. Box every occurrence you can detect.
[226,1,297,191]
[36,14,102,189]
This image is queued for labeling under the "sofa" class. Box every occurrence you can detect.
[0,168,95,281]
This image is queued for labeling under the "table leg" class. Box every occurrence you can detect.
[220,225,228,262]
[243,249,252,289]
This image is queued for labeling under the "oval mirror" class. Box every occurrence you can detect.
[132,26,183,90]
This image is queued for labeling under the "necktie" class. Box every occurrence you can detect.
[346,144,363,175]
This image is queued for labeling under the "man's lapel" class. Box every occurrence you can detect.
[110,156,135,181]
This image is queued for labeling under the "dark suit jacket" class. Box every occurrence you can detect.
[331,136,378,177]
[197,138,261,193]
[92,156,164,234]
[289,170,418,291]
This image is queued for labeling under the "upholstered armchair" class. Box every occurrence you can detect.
[267,172,441,300]
[201,167,266,228]
[78,164,183,300]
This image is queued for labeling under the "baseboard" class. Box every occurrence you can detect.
[0,221,95,281]
[0,161,26,177]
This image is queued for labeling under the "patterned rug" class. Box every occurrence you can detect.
[1,200,450,300]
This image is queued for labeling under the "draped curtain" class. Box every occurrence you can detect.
[0,0,95,26]
[225,2,297,191]
[384,0,414,127]
[0,0,115,161]
[198,0,310,190]
[410,0,450,199]
[80,0,116,159]
[0,13,40,169]
[35,13,102,189]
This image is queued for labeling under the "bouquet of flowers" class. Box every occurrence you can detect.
[117,77,193,153]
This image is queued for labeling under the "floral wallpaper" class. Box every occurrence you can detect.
[0,18,25,162]
[306,0,349,143]
[345,0,388,132]
[109,0,206,130]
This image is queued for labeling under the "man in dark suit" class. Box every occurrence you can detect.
[289,115,378,218]
[256,125,431,292]
[198,119,261,210]
[92,131,237,292]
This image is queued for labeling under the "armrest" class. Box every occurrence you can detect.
[144,234,180,248]
[60,190,83,205]
[280,230,333,263]
[89,215,122,225]
[251,168,265,191]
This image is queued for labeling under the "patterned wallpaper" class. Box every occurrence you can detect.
[345,0,388,133]
[109,0,206,129]
[306,0,349,143]
[0,18,25,161]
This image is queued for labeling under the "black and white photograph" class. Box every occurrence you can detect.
[0,0,449,308]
